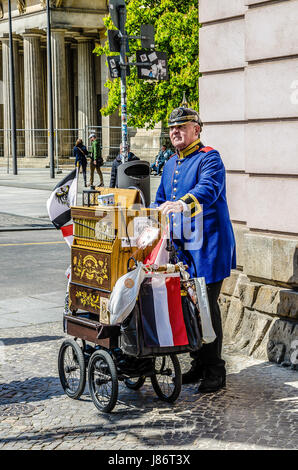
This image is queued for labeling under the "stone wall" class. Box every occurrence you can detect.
[199,0,298,365]
[220,271,298,368]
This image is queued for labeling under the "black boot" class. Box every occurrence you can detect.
[196,374,226,393]
[182,362,204,385]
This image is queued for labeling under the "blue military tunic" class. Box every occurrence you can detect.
[154,139,236,284]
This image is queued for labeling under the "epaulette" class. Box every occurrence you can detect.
[200,146,214,153]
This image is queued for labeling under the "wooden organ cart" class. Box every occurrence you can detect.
[59,188,188,413]
[64,188,161,348]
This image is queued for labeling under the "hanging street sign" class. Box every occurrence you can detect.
[108,30,121,52]
[136,50,169,80]
[109,0,126,30]
[107,56,121,78]
[140,24,155,49]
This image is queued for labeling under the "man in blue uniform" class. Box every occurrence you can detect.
[154,107,236,393]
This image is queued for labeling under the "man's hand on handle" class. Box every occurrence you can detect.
[159,201,184,217]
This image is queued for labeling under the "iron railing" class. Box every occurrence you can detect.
[0,125,172,169]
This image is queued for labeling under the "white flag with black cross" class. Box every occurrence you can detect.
[46,168,78,247]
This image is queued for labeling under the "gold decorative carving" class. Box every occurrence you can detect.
[17,0,26,14]
[0,2,3,19]
[40,0,62,8]
[73,252,108,286]
[74,237,113,253]
[75,291,101,311]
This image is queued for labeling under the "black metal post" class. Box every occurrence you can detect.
[8,0,17,175]
[47,0,55,178]
[119,6,128,163]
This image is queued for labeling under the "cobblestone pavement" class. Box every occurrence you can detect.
[0,321,297,451]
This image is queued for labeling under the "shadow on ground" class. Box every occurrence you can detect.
[0,335,64,346]
[0,376,66,405]
[1,359,298,449]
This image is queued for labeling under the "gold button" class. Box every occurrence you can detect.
[174,188,177,192]
[173,196,176,200]
[178,161,181,165]
[175,171,179,174]
[174,179,177,183]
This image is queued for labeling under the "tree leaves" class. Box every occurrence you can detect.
[94,0,199,129]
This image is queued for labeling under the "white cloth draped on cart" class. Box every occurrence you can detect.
[109,262,146,325]
[194,277,216,344]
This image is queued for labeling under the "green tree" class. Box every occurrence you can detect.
[95,0,199,129]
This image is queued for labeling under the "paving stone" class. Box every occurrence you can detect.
[0,321,297,450]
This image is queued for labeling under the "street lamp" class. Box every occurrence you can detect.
[8,0,17,175]
[46,0,55,178]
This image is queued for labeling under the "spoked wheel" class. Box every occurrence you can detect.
[124,376,146,390]
[88,350,118,413]
[58,338,86,399]
[151,354,181,403]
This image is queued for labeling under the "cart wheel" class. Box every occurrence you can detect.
[88,350,118,413]
[151,354,181,403]
[58,338,86,399]
[124,376,146,390]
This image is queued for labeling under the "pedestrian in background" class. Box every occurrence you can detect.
[73,138,88,187]
[110,143,139,188]
[150,144,174,175]
[88,133,104,188]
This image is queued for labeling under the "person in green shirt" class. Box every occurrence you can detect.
[88,133,104,188]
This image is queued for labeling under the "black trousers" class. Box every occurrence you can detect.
[77,161,87,185]
[190,280,226,377]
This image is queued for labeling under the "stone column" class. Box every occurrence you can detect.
[23,33,44,158]
[40,42,47,136]
[100,35,121,161]
[1,36,23,159]
[18,42,24,131]
[0,44,3,146]
[77,38,96,140]
[72,43,78,130]
[51,29,69,158]
[65,39,73,129]
[0,44,3,160]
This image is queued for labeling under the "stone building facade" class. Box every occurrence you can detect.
[0,0,121,163]
[199,0,298,365]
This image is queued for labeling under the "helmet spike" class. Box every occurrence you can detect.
[181,92,188,108]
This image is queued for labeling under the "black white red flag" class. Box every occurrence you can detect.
[46,169,77,247]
